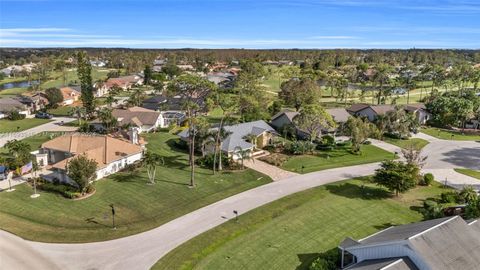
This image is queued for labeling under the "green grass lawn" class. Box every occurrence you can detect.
[0,132,272,243]
[47,106,74,116]
[0,87,30,97]
[454,168,480,180]
[282,144,394,174]
[383,137,429,149]
[421,127,480,141]
[0,76,28,84]
[41,68,110,89]
[0,118,52,133]
[153,179,446,270]
[0,132,63,154]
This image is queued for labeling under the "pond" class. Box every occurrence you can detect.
[0,80,39,90]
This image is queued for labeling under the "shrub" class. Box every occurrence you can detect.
[259,153,289,166]
[7,110,26,120]
[309,249,339,270]
[440,191,460,204]
[320,135,335,146]
[196,154,231,169]
[39,182,79,199]
[286,140,316,155]
[422,173,434,186]
[422,199,445,219]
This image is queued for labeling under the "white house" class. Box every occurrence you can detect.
[40,133,143,183]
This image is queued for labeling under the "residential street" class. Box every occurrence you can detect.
[0,133,479,270]
[0,117,76,148]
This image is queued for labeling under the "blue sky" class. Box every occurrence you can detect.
[0,0,479,49]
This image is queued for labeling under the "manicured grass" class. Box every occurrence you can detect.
[383,137,429,149]
[41,68,110,89]
[421,127,480,141]
[0,132,63,154]
[0,132,272,243]
[0,87,30,97]
[47,106,73,116]
[282,144,394,174]
[153,179,446,270]
[454,168,480,180]
[0,76,28,84]
[0,118,52,133]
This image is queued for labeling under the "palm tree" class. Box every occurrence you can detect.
[373,64,392,104]
[214,127,232,173]
[70,106,86,126]
[97,107,118,133]
[142,152,164,184]
[233,146,253,170]
[460,186,478,204]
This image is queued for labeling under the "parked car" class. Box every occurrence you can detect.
[35,112,53,119]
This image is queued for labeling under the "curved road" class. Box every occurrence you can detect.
[1,133,479,270]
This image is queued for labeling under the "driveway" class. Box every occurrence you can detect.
[243,158,298,181]
[0,117,76,148]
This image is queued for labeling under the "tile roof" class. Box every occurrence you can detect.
[42,133,142,170]
[59,87,81,100]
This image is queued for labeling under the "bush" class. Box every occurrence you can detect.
[422,199,445,219]
[7,110,26,120]
[320,135,335,146]
[309,249,339,270]
[440,191,460,204]
[422,173,434,186]
[286,140,316,155]
[39,182,79,199]
[196,154,232,169]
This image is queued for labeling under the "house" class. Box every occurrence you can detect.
[40,133,143,183]
[142,94,207,113]
[347,103,430,124]
[15,93,49,112]
[95,75,144,96]
[110,106,162,133]
[89,60,107,67]
[270,108,351,138]
[178,120,277,159]
[206,72,236,89]
[0,97,32,118]
[339,216,480,270]
[59,86,81,106]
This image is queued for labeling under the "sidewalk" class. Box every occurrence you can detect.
[0,169,50,191]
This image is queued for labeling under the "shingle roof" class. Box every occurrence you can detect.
[359,217,454,245]
[345,257,418,270]
[178,120,276,152]
[326,108,351,123]
[0,97,26,112]
[112,107,160,127]
[347,103,371,113]
[271,110,299,122]
[42,133,142,170]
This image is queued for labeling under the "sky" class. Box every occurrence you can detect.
[0,0,479,49]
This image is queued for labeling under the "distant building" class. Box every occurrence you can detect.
[347,103,431,124]
[339,216,480,269]
[59,86,81,106]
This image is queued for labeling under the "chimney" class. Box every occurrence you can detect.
[129,127,139,145]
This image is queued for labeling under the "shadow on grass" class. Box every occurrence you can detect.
[156,179,190,186]
[373,222,395,230]
[111,173,137,183]
[296,253,320,270]
[325,182,391,200]
[85,217,110,228]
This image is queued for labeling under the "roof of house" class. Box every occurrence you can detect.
[347,103,371,113]
[342,216,480,270]
[59,87,81,100]
[178,120,276,152]
[112,106,161,127]
[42,133,142,170]
[369,104,396,115]
[326,108,351,123]
[0,97,27,112]
[271,110,299,122]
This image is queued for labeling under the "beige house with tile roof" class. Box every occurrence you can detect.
[41,133,143,182]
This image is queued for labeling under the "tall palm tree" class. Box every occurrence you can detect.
[70,106,86,126]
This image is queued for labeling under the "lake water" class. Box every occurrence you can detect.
[0,80,39,90]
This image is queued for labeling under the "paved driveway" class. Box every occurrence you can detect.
[0,117,76,148]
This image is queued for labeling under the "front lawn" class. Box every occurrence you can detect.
[0,118,52,133]
[421,127,480,141]
[47,106,73,116]
[454,168,480,180]
[0,87,30,97]
[0,132,271,243]
[153,179,446,270]
[383,137,429,149]
[282,144,394,174]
